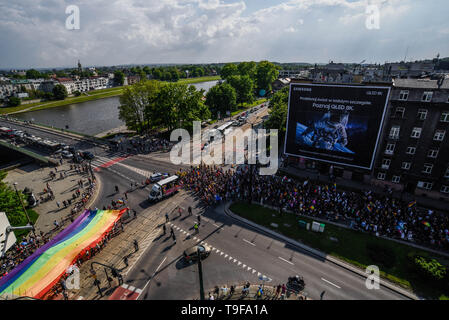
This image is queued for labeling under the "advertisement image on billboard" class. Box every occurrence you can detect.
[284,83,390,170]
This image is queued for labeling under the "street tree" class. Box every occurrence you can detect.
[238,61,257,79]
[227,75,254,105]
[220,63,238,80]
[205,82,237,118]
[264,86,289,141]
[256,60,279,94]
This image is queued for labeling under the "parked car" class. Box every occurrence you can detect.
[80,151,95,160]
[73,153,84,163]
[62,150,73,158]
[149,172,169,183]
[183,244,211,262]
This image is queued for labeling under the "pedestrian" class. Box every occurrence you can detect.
[194,223,199,233]
[188,206,192,216]
[132,209,137,218]
[320,290,325,300]
[170,226,174,236]
[230,285,235,297]
[275,284,281,299]
[124,192,128,200]
[56,201,61,209]
[197,214,201,224]
[165,213,169,222]
[53,220,59,229]
[63,200,67,208]
[208,292,214,300]
[178,206,182,217]
[172,233,176,243]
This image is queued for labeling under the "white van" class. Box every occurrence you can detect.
[148,175,181,202]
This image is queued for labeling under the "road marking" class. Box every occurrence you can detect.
[237,262,242,266]
[243,239,256,246]
[247,267,252,271]
[278,256,294,265]
[321,278,341,289]
[257,272,261,277]
[224,254,228,258]
[242,264,246,268]
[213,223,220,228]
[252,270,256,274]
[138,257,167,300]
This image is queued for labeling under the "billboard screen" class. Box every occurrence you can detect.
[284,83,390,170]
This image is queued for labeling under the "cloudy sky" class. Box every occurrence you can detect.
[0,0,448,68]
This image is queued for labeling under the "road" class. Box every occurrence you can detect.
[0,107,411,300]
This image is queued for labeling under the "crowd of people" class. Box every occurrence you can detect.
[180,164,449,251]
[110,135,172,154]
[0,232,50,280]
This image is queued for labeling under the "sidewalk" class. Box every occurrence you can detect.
[223,202,420,300]
[3,161,98,235]
[202,284,311,300]
[280,165,449,212]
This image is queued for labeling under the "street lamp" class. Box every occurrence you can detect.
[13,182,36,237]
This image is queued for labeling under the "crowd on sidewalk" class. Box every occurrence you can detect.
[180,164,449,251]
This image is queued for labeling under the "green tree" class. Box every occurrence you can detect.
[52,84,68,100]
[220,63,238,80]
[26,69,41,79]
[152,68,163,80]
[114,70,125,86]
[256,60,279,94]
[7,96,21,107]
[264,86,289,141]
[154,83,210,132]
[143,66,151,75]
[227,75,254,105]
[0,171,34,231]
[205,82,237,118]
[238,61,257,78]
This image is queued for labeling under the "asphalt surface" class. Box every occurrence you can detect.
[0,108,412,300]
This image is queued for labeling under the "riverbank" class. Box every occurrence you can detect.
[0,76,221,115]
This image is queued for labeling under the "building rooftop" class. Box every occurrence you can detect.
[393,78,449,89]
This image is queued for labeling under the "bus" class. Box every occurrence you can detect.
[216,121,234,135]
[0,127,13,138]
[148,175,181,202]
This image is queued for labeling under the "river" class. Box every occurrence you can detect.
[13,80,219,136]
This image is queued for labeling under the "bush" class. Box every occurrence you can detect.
[7,96,21,107]
[414,255,447,281]
[366,243,396,268]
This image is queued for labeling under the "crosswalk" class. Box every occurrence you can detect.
[167,222,272,282]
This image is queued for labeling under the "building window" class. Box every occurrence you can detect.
[417,109,428,120]
[401,162,411,170]
[389,126,400,139]
[422,163,433,174]
[394,107,405,118]
[410,127,422,139]
[422,91,433,102]
[417,181,433,190]
[399,90,409,101]
[434,130,446,141]
[392,175,401,184]
[427,149,439,158]
[377,172,386,180]
[385,143,395,155]
[381,159,391,170]
[441,112,449,123]
[406,146,416,155]
[441,186,449,194]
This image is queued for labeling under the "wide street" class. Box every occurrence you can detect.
[0,106,411,300]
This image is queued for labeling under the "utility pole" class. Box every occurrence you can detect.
[197,247,205,300]
[13,182,35,237]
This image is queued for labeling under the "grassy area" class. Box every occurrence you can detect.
[230,202,449,299]
[0,76,221,115]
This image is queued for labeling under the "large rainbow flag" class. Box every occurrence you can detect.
[0,209,125,299]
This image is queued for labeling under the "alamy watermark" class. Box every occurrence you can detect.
[365,265,380,289]
[65,5,80,30]
[365,4,380,30]
[170,121,279,175]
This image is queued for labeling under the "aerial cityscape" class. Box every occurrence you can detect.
[0,0,449,312]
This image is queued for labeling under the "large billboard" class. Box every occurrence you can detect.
[284,83,390,170]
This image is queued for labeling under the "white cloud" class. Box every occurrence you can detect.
[0,0,448,68]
